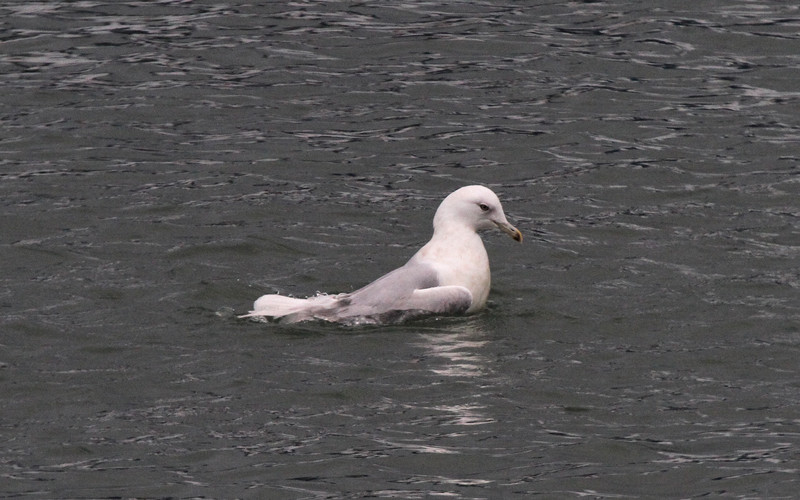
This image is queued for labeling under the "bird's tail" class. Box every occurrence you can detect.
[239,293,340,322]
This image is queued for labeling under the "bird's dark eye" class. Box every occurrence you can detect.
[478,203,490,212]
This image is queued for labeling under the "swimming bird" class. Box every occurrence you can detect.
[241,185,522,324]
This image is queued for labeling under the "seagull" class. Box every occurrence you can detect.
[241,185,522,324]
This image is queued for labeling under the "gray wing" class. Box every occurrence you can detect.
[317,261,472,321]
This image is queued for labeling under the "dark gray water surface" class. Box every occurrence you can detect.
[2,1,799,498]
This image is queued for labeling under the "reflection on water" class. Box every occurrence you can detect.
[411,321,499,428]
[415,330,489,378]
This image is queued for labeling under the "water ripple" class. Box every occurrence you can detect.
[3,0,800,498]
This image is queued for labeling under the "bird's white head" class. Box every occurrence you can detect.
[433,185,523,242]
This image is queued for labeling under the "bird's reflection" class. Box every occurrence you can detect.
[415,332,489,378]
[412,319,492,377]
[412,320,495,425]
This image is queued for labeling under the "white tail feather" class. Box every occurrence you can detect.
[239,293,339,320]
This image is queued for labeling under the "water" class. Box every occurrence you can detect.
[1,1,799,498]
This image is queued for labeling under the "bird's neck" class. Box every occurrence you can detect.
[430,221,476,242]
[418,224,485,262]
